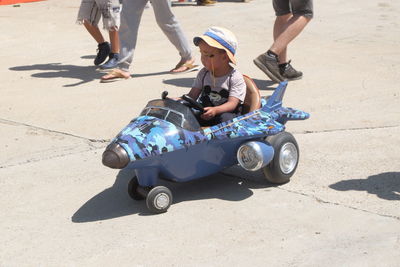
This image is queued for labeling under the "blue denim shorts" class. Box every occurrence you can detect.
[273,0,314,18]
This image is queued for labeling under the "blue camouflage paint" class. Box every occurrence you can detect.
[103,80,310,187]
[111,81,309,164]
[115,109,306,163]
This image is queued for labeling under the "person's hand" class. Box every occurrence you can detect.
[201,106,218,120]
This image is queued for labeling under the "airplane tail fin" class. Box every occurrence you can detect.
[262,81,310,123]
[263,81,288,112]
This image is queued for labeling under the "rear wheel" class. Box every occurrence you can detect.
[263,132,299,184]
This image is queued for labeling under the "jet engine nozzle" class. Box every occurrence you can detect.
[102,143,129,169]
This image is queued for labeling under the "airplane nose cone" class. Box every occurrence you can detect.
[102,143,129,169]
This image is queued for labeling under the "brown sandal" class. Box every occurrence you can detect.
[170,61,199,74]
[100,69,131,83]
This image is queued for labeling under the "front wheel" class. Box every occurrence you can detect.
[263,132,299,184]
[146,186,173,213]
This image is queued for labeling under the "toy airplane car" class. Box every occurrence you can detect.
[102,76,309,213]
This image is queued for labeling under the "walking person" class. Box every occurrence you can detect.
[77,0,122,69]
[254,0,313,82]
[101,0,197,82]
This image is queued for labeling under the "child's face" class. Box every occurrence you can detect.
[198,41,229,72]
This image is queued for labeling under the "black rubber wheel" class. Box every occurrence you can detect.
[128,176,146,200]
[146,186,173,214]
[263,132,299,184]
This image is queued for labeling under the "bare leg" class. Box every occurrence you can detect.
[273,14,291,64]
[109,29,120,54]
[83,20,105,44]
[270,15,311,64]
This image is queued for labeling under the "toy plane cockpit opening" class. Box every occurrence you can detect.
[139,98,201,131]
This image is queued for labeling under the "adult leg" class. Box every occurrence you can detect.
[83,21,111,66]
[101,0,147,80]
[272,14,291,64]
[98,28,120,69]
[269,15,311,64]
[109,29,120,54]
[271,0,313,63]
[77,0,110,65]
[151,0,195,72]
[101,0,148,82]
[254,14,311,82]
[253,0,290,82]
[100,0,122,54]
[78,0,105,44]
[98,0,122,69]
[83,21,106,44]
[117,0,148,72]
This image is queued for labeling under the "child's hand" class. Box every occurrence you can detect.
[201,107,218,120]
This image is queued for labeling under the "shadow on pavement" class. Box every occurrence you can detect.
[9,61,102,87]
[329,172,400,201]
[81,55,95,59]
[72,166,272,222]
[133,71,171,78]
[163,77,193,88]
[252,78,277,91]
[162,77,276,91]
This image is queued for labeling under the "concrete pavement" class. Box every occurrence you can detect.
[0,0,399,266]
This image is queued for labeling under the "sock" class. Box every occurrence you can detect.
[279,62,288,70]
[267,50,279,59]
[98,42,109,47]
[108,53,119,59]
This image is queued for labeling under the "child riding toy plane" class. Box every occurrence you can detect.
[102,27,309,213]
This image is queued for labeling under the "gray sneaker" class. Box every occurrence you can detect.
[280,60,303,80]
[99,53,119,70]
[253,52,284,83]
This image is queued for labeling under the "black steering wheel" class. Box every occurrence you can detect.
[181,94,204,112]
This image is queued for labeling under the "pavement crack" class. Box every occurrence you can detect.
[296,124,399,135]
[0,146,106,169]
[0,117,111,168]
[0,118,110,143]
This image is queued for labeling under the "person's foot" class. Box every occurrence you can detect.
[279,60,303,80]
[100,69,130,83]
[197,0,216,6]
[170,58,199,74]
[99,53,119,70]
[94,42,111,66]
[253,51,284,83]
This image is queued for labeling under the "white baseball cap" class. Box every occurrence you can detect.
[193,26,238,64]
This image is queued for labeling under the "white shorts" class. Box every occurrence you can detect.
[77,0,121,30]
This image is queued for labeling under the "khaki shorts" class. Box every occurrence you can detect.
[77,0,121,30]
[273,0,313,18]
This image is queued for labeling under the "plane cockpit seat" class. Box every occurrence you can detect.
[242,75,262,114]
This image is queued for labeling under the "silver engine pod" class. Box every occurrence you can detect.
[237,141,274,171]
